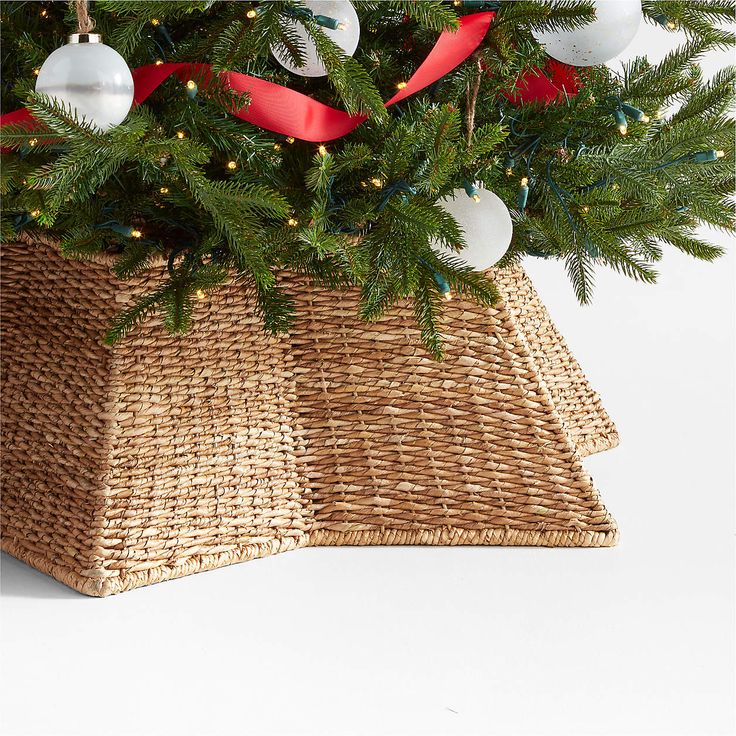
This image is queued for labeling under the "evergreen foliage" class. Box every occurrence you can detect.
[1,0,734,358]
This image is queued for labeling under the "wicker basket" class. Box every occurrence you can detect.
[1,237,619,596]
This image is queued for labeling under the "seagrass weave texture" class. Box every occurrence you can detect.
[1,238,618,596]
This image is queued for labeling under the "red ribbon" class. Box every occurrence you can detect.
[507,59,580,105]
[135,11,495,141]
[1,11,577,144]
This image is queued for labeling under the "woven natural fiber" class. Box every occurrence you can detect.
[1,237,618,596]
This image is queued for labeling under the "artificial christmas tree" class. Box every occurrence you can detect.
[1,0,732,594]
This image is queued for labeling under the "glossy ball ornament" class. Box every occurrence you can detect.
[271,0,360,78]
[532,0,642,67]
[440,187,513,271]
[35,33,134,132]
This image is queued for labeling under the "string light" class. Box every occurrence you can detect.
[613,109,628,135]
[304,11,345,31]
[430,268,452,301]
[28,138,38,147]
[196,289,206,300]
[452,0,496,7]
[176,130,186,139]
[155,59,164,65]
[32,68,40,76]
[287,217,299,227]
[40,8,48,17]
[226,160,238,170]
[360,180,368,188]
[130,229,143,239]
[151,18,160,26]
[286,137,295,144]
[653,14,677,30]
[518,177,529,209]
[621,103,650,123]
[273,143,282,151]
[463,181,481,202]
[318,144,328,156]
[30,209,41,218]
[580,205,590,214]
[396,81,408,90]
[246,8,257,19]
[315,16,343,30]
[370,178,383,188]
[693,149,726,162]
[159,186,169,194]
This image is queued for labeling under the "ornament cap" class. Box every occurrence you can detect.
[68,33,102,44]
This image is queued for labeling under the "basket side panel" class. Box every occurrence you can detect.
[94,272,310,594]
[1,241,116,593]
[2,240,311,595]
[495,267,619,457]
[288,273,617,548]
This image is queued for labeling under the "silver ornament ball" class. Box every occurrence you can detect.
[35,33,134,133]
[440,187,513,271]
[271,0,360,78]
[532,0,642,67]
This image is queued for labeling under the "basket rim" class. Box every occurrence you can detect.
[14,229,167,268]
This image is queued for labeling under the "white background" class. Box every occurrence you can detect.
[1,18,734,736]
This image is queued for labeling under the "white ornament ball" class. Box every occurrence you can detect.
[35,34,134,133]
[271,0,360,77]
[440,187,513,271]
[532,0,641,67]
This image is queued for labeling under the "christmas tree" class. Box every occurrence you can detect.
[1,0,733,358]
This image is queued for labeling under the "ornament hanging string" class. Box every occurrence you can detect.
[0,11,578,142]
[74,0,94,33]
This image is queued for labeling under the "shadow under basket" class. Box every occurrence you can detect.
[1,238,619,596]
